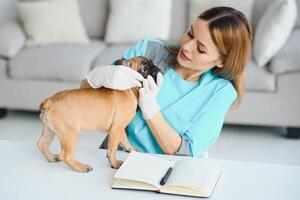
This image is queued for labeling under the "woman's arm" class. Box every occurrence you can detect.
[139,74,187,155]
[146,112,182,155]
[86,65,143,89]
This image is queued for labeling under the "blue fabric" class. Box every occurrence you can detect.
[122,38,150,60]
[123,39,237,157]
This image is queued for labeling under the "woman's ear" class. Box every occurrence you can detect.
[215,59,224,68]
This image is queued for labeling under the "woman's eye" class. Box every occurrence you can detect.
[197,47,206,54]
[187,31,206,54]
[187,31,193,38]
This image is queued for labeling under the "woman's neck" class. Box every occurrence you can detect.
[174,63,204,83]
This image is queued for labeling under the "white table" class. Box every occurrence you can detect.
[0,140,299,200]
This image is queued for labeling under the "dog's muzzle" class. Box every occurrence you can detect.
[114,57,162,82]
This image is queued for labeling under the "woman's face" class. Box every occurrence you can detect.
[177,19,224,72]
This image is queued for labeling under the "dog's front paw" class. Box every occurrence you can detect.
[123,145,138,153]
[47,154,61,162]
[74,164,93,173]
[110,160,123,169]
[131,148,139,152]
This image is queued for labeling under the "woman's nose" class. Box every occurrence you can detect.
[182,39,196,52]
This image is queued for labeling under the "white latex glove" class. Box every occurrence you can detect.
[138,73,163,120]
[86,65,144,90]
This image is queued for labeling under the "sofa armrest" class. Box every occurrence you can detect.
[0,20,26,58]
[270,29,300,74]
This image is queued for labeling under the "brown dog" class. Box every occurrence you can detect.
[37,56,161,172]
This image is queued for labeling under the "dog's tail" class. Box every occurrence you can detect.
[39,97,52,112]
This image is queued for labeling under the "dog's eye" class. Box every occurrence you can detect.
[142,65,147,72]
[141,61,147,65]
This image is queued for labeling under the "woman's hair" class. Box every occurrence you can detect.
[163,6,252,108]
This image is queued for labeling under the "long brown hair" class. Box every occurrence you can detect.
[163,7,252,108]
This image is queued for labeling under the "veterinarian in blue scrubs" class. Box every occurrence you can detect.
[87,7,252,157]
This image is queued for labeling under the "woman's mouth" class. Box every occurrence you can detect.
[180,51,191,61]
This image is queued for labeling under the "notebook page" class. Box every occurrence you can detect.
[114,152,176,189]
[166,158,220,191]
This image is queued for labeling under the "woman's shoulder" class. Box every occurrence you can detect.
[123,38,175,73]
[130,38,163,50]
[135,38,165,47]
[205,70,237,101]
[122,38,164,58]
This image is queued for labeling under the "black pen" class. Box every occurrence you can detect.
[160,167,173,185]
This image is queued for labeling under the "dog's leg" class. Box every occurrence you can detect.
[107,126,124,169]
[120,130,138,152]
[37,122,60,162]
[58,130,93,173]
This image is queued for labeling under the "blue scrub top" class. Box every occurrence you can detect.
[120,39,237,157]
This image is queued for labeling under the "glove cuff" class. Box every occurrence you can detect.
[85,67,105,89]
[141,102,160,120]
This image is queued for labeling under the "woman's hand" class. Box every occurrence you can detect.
[138,73,163,119]
[139,73,182,154]
[86,65,144,90]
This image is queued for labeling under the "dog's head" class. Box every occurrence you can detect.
[114,56,162,82]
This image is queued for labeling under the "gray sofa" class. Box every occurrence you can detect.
[0,0,300,138]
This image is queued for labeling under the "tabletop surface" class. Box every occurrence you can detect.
[1,140,300,200]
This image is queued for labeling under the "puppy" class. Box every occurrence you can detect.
[37,56,161,172]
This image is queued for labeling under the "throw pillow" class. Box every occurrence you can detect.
[253,0,297,67]
[16,0,89,46]
[104,0,173,43]
[0,20,25,58]
[270,29,300,74]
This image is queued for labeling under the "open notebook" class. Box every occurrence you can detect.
[112,152,222,197]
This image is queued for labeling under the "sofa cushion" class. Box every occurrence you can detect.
[0,20,25,58]
[252,0,297,67]
[92,44,132,67]
[0,0,109,39]
[252,0,300,30]
[251,0,275,31]
[169,0,187,41]
[104,0,184,43]
[9,41,105,82]
[0,58,7,76]
[296,0,300,28]
[17,0,90,46]
[245,59,276,92]
[0,0,17,23]
[78,0,108,39]
[270,29,300,74]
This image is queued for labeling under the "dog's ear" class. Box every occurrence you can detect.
[149,66,162,83]
[114,58,127,66]
[149,58,154,65]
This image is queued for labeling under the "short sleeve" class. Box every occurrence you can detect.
[185,82,237,157]
[112,38,171,74]
[175,136,190,156]
[122,39,150,59]
[108,39,149,65]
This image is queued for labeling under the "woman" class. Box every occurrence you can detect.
[87,7,252,157]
